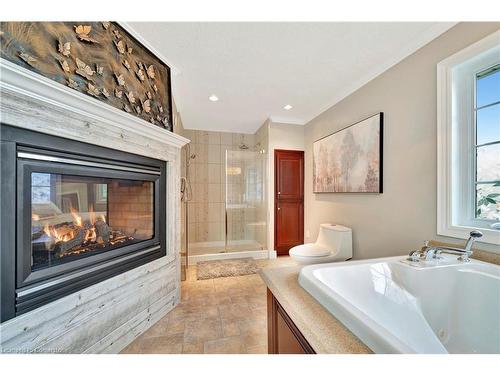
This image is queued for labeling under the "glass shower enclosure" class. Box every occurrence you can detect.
[224,150,267,253]
[183,145,267,261]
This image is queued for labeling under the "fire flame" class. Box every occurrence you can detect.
[70,207,82,227]
[44,223,75,242]
[85,227,96,242]
[40,207,109,247]
[89,205,96,226]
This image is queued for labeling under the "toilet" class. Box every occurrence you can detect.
[289,223,352,264]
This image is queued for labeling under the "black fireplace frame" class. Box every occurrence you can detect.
[1,125,167,322]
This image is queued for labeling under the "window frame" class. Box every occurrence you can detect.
[473,65,500,223]
[437,30,500,246]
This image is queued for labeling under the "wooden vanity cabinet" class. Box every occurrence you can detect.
[267,288,315,354]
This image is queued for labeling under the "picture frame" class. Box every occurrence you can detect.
[313,112,383,193]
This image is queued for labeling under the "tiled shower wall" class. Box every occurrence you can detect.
[181,129,262,246]
[254,123,269,249]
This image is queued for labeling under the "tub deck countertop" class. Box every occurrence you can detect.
[259,265,371,354]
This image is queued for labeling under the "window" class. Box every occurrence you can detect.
[31,172,52,204]
[95,183,108,204]
[437,31,500,246]
[475,65,500,222]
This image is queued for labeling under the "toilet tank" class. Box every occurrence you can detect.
[316,224,352,257]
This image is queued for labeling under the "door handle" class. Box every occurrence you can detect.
[277,207,281,211]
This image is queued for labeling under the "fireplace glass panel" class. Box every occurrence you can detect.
[31,172,154,270]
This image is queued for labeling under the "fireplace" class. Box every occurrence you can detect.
[30,174,155,270]
[1,125,167,321]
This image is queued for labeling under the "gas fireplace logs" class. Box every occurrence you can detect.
[95,218,110,243]
[32,214,134,261]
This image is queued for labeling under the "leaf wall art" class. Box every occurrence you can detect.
[0,22,173,130]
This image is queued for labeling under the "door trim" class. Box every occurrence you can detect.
[274,149,304,255]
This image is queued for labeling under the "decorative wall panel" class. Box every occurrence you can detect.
[0,22,172,130]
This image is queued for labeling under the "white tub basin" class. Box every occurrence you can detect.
[298,255,500,353]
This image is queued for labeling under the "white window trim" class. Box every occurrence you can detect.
[437,30,500,246]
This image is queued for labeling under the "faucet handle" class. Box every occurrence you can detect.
[407,250,421,262]
[461,230,483,261]
[423,240,430,247]
[469,230,483,238]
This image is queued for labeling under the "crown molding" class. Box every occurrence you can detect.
[268,116,306,126]
[303,22,458,125]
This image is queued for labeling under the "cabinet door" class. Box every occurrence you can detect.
[267,288,315,354]
[276,308,306,354]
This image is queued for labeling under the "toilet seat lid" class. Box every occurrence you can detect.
[290,245,331,257]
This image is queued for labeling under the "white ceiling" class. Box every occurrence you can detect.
[127,22,455,133]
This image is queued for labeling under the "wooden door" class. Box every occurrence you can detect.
[274,149,304,256]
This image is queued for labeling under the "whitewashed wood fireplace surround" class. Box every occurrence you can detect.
[0,58,189,353]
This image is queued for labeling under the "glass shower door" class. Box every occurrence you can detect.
[225,150,266,252]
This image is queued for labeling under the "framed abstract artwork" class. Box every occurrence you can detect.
[313,112,383,193]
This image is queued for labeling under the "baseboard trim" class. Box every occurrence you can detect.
[188,250,270,264]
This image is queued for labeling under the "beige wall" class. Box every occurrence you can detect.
[172,99,183,135]
[304,22,500,259]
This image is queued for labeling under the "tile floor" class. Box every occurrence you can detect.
[121,257,295,354]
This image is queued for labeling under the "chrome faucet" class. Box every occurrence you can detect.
[407,230,483,263]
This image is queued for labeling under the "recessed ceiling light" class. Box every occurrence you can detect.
[284,104,293,110]
[209,95,219,102]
